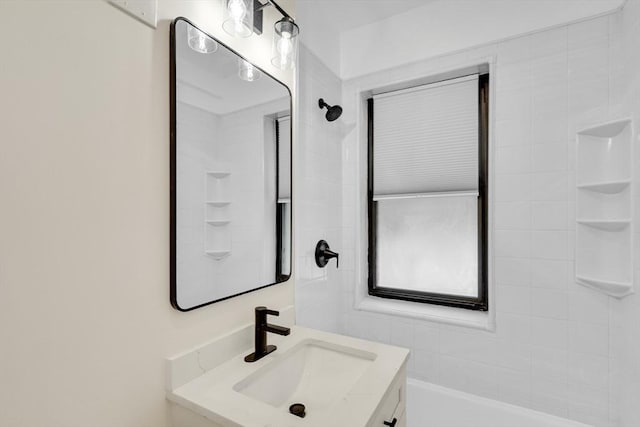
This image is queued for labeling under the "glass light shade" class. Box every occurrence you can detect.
[271,17,299,70]
[223,0,254,38]
[187,26,218,54]
[238,59,261,81]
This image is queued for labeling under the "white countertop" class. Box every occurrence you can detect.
[166,324,409,427]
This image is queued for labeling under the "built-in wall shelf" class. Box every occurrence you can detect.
[575,118,634,298]
[577,119,630,137]
[206,220,231,226]
[205,171,232,260]
[576,180,630,194]
[205,250,231,260]
[576,219,631,231]
[576,276,633,298]
[207,171,231,178]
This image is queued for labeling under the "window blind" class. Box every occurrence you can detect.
[276,116,291,201]
[372,75,479,199]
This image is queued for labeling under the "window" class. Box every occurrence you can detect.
[276,116,291,280]
[367,73,489,311]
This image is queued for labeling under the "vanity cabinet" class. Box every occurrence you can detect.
[368,366,407,427]
[170,404,225,427]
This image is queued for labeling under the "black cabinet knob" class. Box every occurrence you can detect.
[383,418,397,427]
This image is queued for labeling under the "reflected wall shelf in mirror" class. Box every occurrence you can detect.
[170,18,293,311]
[575,118,634,298]
[205,171,231,260]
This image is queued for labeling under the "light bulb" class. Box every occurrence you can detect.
[235,20,245,34]
[229,0,246,35]
[238,59,261,81]
[223,0,253,38]
[197,34,206,51]
[187,26,217,54]
[271,17,298,70]
[228,0,246,21]
[277,33,293,66]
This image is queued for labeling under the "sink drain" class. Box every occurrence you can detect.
[289,403,306,418]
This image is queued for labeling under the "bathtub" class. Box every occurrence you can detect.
[406,378,591,427]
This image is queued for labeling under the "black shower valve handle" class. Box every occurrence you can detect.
[325,249,339,268]
[315,240,339,268]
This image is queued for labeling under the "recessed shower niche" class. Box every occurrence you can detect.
[575,118,634,298]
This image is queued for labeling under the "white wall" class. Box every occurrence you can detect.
[611,1,640,425]
[294,45,344,332]
[296,6,342,77]
[216,103,282,296]
[339,0,623,80]
[176,99,287,307]
[339,11,629,427]
[175,101,220,304]
[0,1,295,426]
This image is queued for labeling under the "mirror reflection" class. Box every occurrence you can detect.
[171,18,292,311]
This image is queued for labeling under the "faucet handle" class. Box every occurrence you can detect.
[255,306,279,317]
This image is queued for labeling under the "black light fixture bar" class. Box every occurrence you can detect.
[252,0,294,35]
[266,0,292,19]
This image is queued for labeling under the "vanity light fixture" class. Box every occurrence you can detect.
[271,15,299,70]
[187,25,218,53]
[238,58,261,81]
[223,0,254,38]
[224,0,300,70]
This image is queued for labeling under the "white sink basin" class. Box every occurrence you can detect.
[233,339,376,411]
[166,323,409,427]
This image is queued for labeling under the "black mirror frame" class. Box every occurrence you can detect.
[170,17,293,312]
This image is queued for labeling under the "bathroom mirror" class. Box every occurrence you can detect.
[170,18,292,311]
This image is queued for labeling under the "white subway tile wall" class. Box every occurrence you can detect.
[294,2,640,426]
[294,46,344,333]
[331,6,638,427]
[612,1,640,427]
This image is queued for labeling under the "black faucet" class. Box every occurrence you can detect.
[244,306,291,362]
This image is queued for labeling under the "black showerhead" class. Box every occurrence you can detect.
[318,98,343,122]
